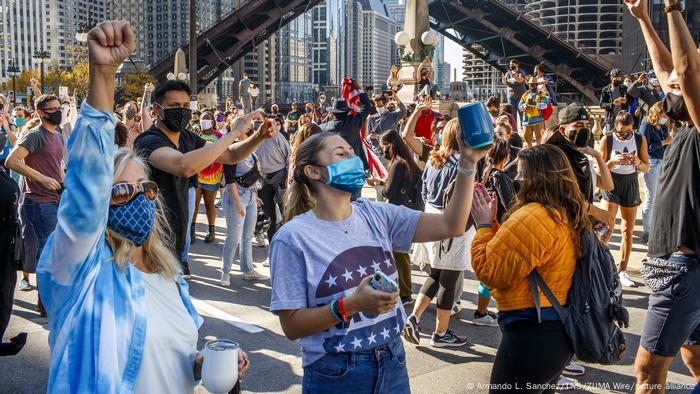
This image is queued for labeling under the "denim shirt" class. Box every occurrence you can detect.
[37,102,203,394]
[640,121,669,160]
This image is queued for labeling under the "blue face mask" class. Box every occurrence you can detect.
[325,156,366,194]
[14,118,26,127]
[658,117,668,126]
[107,194,156,246]
[436,133,443,146]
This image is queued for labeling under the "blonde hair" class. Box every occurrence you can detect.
[105,148,180,279]
[646,101,665,126]
[429,118,460,169]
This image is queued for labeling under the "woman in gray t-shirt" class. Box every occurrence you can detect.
[269,131,487,393]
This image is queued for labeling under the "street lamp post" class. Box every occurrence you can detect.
[33,49,51,93]
[189,0,198,103]
[7,59,20,106]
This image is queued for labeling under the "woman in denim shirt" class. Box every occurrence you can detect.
[639,101,672,243]
[38,22,249,393]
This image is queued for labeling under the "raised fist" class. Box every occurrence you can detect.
[87,21,136,68]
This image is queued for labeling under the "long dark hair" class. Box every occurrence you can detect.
[284,132,336,222]
[506,145,591,258]
[380,130,420,180]
[483,137,510,179]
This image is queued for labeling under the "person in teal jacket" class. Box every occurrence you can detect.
[38,21,249,393]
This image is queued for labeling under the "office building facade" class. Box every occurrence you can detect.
[621,0,700,73]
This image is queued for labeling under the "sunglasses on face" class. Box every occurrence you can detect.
[110,181,159,206]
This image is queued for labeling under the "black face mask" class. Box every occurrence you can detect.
[615,131,633,140]
[663,92,691,122]
[510,65,516,71]
[44,110,63,126]
[612,80,621,87]
[383,147,392,161]
[567,127,593,148]
[159,106,192,132]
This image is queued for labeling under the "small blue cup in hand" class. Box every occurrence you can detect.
[458,102,495,149]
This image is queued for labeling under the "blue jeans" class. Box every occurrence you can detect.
[642,158,662,236]
[302,337,410,394]
[182,187,196,263]
[22,197,58,259]
[221,187,257,273]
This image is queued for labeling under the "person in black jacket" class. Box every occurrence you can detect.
[368,130,421,305]
[600,68,633,134]
[319,78,373,171]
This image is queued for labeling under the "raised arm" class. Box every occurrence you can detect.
[664,0,700,126]
[38,21,134,286]
[412,136,487,243]
[624,0,674,90]
[401,102,430,156]
[147,111,268,177]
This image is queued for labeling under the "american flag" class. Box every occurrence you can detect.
[341,77,387,180]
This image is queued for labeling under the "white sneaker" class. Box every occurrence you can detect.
[471,311,499,327]
[254,235,268,247]
[243,269,269,281]
[262,259,270,267]
[563,361,585,377]
[450,302,463,316]
[220,272,230,287]
[556,375,576,391]
[18,278,31,291]
[619,271,636,287]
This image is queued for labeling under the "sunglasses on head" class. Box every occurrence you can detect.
[110,181,159,206]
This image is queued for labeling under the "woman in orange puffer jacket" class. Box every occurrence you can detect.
[471,144,591,393]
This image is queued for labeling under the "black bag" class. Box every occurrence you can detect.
[235,156,263,188]
[529,231,629,365]
[401,175,425,211]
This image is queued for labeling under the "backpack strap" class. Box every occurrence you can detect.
[528,270,565,323]
[634,132,643,153]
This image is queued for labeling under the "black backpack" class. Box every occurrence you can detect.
[402,175,425,211]
[529,231,630,365]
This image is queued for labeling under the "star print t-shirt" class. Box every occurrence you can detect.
[269,198,421,367]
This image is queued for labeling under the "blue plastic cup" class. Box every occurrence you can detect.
[457,102,495,149]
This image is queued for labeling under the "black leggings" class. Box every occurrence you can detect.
[258,183,283,240]
[490,320,573,393]
[418,267,461,310]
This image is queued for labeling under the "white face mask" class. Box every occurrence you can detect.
[201,119,213,130]
[377,106,387,115]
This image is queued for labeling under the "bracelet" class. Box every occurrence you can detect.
[476,224,493,230]
[338,298,349,323]
[664,3,683,13]
[329,300,342,322]
[456,164,475,177]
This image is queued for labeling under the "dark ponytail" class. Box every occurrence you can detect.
[284,132,334,222]
[483,137,510,180]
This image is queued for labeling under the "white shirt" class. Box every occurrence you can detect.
[134,272,199,394]
[610,134,639,175]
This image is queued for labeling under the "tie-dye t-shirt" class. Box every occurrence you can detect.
[197,132,223,187]
[269,199,421,367]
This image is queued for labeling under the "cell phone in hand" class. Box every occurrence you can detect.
[370,271,398,293]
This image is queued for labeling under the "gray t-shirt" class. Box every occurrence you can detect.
[269,199,421,367]
[505,69,527,100]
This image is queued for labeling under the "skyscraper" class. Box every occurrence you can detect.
[276,12,314,103]
[0,0,45,82]
[524,0,623,57]
[462,47,506,100]
[312,0,346,96]
[346,0,397,89]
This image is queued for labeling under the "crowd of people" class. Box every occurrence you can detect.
[0,0,698,392]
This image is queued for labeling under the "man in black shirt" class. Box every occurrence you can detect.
[134,80,273,278]
[626,0,700,390]
[599,68,633,134]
